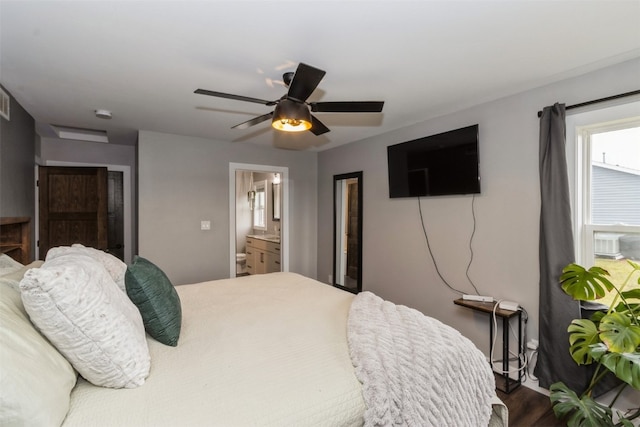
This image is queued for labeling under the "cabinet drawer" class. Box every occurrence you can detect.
[266,251,281,273]
[245,248,255,274]
[247,237,280,254]
[265,241,280,254]
[246,237,267,251]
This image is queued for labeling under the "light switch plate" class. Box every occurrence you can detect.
[200,220,211,230]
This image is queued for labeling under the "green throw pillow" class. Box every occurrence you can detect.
[125,256,182,346]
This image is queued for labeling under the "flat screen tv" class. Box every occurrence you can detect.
[387,124,480,198]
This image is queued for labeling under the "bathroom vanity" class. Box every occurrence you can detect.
[246,235,281,275]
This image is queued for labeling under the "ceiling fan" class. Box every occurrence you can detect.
[194,63,384,136]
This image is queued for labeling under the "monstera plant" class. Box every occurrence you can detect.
[550,260,640,427]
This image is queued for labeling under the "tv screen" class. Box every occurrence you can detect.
[387,124,480,198]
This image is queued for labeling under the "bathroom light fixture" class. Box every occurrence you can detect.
[248,173,255,210]
[248,190,255,210]
[271,99,311,132]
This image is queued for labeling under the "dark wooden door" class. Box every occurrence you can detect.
[38,166,108,259]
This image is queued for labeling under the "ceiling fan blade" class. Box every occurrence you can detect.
[231,112,274,130]
[195,89,275,106]
[309,115,330,136]
[310,101,384,113]
[287,63,326,102]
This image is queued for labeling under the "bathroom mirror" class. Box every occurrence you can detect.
[333,171,362,294]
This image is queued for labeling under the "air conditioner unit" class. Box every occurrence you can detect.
[594,233,622,258]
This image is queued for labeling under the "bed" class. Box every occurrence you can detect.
[0,217,507,426]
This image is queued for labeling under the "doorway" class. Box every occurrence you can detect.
[39,161,133,263]
[38,166,108,259]
[229,163,289,277]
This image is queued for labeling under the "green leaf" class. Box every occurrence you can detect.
[618,418,634,427]
[560,264,615,301]
[595,352,640,390]
[568,319,601,365]
[622,289,640,300]
[590,310,606,324]
[598,313,640,353]
[626,259,640,271]
[550,382,613,427]
[612,302,640,321]
[588,342,608,360]
[625,303,640,318]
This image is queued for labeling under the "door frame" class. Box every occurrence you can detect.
[229,163,289,277]
[37,160,133,263]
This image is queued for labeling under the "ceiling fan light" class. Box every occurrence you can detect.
[273,119,312,132]
[272,99,311,132]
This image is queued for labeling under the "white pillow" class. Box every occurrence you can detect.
[0,253,23,276]
[0,276,77,426]
[20,253,150,388]
[45,244,127,292]
[0,261,44,291]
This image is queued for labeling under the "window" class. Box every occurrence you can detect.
[574,117,640,305]
[253,180,267,230]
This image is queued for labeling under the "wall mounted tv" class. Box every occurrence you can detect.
[387,124,480,198]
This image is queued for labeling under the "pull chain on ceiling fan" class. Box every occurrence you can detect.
[194,63,384,136]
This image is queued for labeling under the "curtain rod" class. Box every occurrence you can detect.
[537,89,640,118]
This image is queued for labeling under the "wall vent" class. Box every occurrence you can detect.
[0,88,10,121]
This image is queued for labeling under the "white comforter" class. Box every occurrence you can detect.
[63,273,365,426]
[62,272,505,426]
[348,291,496,427]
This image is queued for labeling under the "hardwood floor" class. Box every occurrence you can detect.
[497,383,567,427]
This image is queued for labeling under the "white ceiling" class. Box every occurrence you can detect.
[1,1,639,151]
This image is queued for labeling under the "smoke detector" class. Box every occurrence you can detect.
[94,109,112,119]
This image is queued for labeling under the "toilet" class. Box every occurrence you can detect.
[236,253,247,275]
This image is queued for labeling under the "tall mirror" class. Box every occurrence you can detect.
[333,171,363,294]
[272,182,281,221]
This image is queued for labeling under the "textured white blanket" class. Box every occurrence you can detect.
[348,291,496,427]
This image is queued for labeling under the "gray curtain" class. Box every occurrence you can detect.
[534,103,586,391]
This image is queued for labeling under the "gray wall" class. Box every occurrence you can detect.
[317,58,640,372]
[138,131,317,285]
[0,86,36,259]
